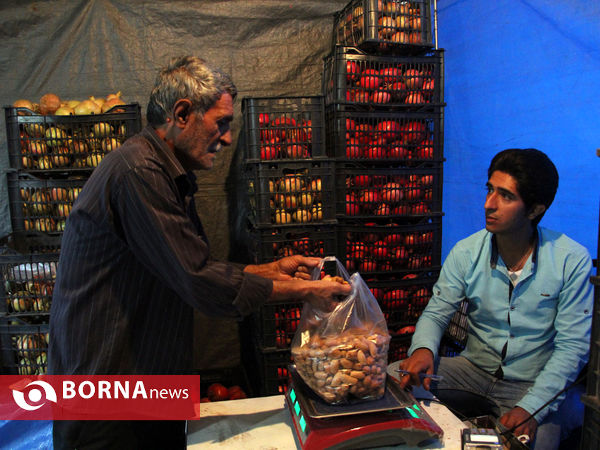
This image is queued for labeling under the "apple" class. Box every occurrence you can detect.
[27,140,47,156]
[258,113,270,127]
[393,246,409,262]
[410,16,422,30]
[370,287,384,301]
[403,69,423,90]
[380,66,402,85]
[375,120,401,142]
[372,240,388,259]
[372,90,391,104]
[359,258,377,272]
[298,191,313,208]
[387,144,410,159]
[275,194,297,209]
[292,209,312,223]
[359,189,380,209]
[346,138,363,159]
[374,203,391,216]
[417,141,434,159]
[346,60,361,82]
[404,182,422,201]
[346,193,360,215]
[353,90,370,103]
[397,326,416,335]
[352,174,372,188]
[358,69,381,90]
[405,92,425,104]
[279,176,304,193]
[383,233,403,247]
[207,383,229,402]
[275,209,292,224]
[411,201,431,214]
[409,32,422,44]
[365,144,385,160]
[285,144,309,159]
[400,121,427,145]
[391,30,409,44]
[381,182,403,203]
[349,241,368,260]
[396,14,410,29]
[378,15,396,37]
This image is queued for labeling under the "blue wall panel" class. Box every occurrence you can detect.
[438,0,600,260]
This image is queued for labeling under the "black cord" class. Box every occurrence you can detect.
[499,371,588,437]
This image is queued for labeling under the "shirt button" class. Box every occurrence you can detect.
[510,334,515,338]
[510,305,515,311]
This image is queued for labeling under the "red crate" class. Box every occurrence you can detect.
[242,96,327,162]
[326,106,443,163]
[5,103,142,173]
[323,46,444,109]
[333,0,433,52]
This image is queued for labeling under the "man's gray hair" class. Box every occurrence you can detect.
[146,55,237,126]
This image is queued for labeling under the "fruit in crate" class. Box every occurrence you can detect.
[14,92,128,116]
[206,383,229,402]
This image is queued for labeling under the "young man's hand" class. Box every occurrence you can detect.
[397,348,435,390]
[499,406,537,445]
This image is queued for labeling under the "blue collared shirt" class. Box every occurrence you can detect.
[409,226,593,421]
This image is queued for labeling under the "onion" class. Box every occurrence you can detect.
[13,99,34,110]
[74,99,101,115]
[101,97,126,113]
[55,106,75,116]
[39,93,61,115]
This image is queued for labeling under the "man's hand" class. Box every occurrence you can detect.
[270,278,351,312]
[398,348,435,390]
[245,255,321,281]
[499,407,537,444]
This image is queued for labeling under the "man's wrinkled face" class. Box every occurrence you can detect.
[174,93,234,170]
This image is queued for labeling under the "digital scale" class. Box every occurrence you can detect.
[285,366,443,450]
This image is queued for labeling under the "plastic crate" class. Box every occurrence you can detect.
[242,96,326,162]
[5,103,142,173]
[257,349,294,396]
[586,276,600,400]
[581,402,600,450]
[248,225,337,263]
[251,301,304,351]
[7,172,87,235]
[366,271,439,329]
[323,46,444,109]
[326,106,443,163]
[1,250,58,321]
[333,0,433,52]
[338,218,441,280]
[0,321,49,375]
[335,165,443,220]
[388,334,412,363]
[245,161,336,227]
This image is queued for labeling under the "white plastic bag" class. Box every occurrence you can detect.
[291,256,391,404]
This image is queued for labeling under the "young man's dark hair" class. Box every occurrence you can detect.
[487,148,559,226]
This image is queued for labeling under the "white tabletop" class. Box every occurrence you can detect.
[187,363,466,449]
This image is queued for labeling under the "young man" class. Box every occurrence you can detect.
[48,56,350,449]
[398,149,593,449]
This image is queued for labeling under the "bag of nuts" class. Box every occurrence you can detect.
[291,257,391,405]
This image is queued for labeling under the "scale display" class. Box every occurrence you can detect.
[286,367,443,450]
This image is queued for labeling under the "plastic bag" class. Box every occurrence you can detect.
[291,256,391,405]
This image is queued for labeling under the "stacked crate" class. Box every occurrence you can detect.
[240,96,338,395]
[1,103,142,375]
[325,0,444,365]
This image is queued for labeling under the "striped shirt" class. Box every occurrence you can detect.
[49,126,272,375]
